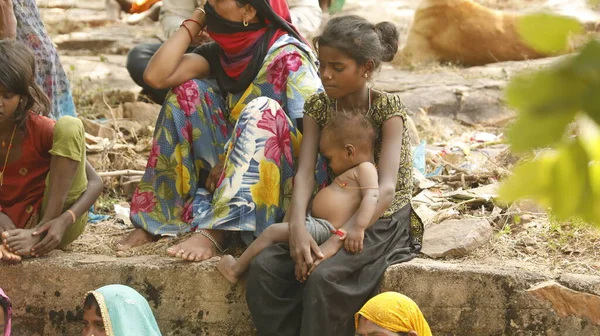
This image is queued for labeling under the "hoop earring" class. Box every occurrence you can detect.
[243,19,249,27]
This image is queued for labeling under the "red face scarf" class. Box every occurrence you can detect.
[203,0,306,94]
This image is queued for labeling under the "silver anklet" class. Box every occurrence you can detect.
[198,229,226,254]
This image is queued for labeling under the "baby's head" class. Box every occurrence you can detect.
[320,109,376,175]
[82,294,105,336]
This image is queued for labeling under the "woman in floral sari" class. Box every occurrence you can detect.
[117,0,324,261]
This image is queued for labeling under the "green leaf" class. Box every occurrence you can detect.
[251,85,262,97]
[163,126,174,145]
[516,13,582,54]
[156,155,171,171]
[505,67,584,117]
[165,104,174,120]
[193,128,202,141]
[506,111,574,152]
[499,152,556,204]
[550,141,589,220]
[157,182,175,201]
[136,182,154,193]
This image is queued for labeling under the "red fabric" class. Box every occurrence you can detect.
[208,0,293,80]
[0,112,55,228]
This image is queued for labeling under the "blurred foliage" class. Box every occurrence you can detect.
[499,13,600,225]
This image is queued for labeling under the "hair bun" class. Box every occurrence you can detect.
[374,22,399,62]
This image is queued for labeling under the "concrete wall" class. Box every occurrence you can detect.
[2,253,599,335]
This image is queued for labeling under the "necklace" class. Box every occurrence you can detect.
[0,125,17,189]
[334,87,373,114]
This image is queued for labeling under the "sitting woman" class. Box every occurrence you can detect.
[246,15,424,335]
[0,288,11,336]
[0,40,103,261]
[82,284,162,336]
[355,292,432,336]
[117,0,323,261]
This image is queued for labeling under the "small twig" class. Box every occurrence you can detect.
[102,89,127,144]
[98,170,145,177]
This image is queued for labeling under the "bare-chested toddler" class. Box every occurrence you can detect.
[218,109,380,284]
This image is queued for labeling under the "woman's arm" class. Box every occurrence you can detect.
[288,115,324,280]
[144,9,211,89]
[0,0,16,39]
[369,116,404,222]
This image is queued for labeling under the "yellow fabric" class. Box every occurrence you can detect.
[355,292,432,336]
[41,116,89,248]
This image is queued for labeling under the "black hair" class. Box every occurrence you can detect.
[322,109,377,153]
[313,15,399,70]
[0,40,51,129]
[83,293,102,318]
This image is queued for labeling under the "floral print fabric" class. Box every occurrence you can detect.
[14,0,77,119]
[130,35,325,237]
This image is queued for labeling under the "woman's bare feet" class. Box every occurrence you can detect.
[0,244,21,263]
[2,229,41,257]
[167,230,225,262]
[115,228,155,251]
[217,255,242,284]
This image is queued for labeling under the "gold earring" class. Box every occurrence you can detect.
[243,18,248,27]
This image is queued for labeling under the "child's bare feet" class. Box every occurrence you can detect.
[2,229,41,257]
[0,244,21,263]
[217,255,242,285]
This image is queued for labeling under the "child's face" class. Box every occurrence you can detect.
[0,84,20,124]
[82,307,106,336]
[320,134,354,175]
[318,45,369,100]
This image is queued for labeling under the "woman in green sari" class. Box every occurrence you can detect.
[82,285,161,336]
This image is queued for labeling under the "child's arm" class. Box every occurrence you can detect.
[341,162,379,253]
[31,162,103,256]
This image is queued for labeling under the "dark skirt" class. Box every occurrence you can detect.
[246,204,421,336]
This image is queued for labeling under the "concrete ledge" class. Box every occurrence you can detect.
[3,253,600,335]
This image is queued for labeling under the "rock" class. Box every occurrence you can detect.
[422,218,493,258]
[60,55,138,94]
[53,24,158,55]
[81,118,116,140]
[375,57,565,125]
[528,281,600,325]
[122,102,161,129]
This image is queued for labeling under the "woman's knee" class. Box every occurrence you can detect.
[239,97,282,119]
[54,116,84,139]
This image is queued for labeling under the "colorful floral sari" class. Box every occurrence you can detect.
[14,0,77,119]
[130,35,325,240]
[85,285,161,336]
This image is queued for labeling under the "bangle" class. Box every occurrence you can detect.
[180,23,194,42]
[195,7,206,15]
[183,18,202,28]
[332,229,345,238]
[66,209,76,224]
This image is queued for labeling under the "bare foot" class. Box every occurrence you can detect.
[167,233,223,262]
[2,229,41,257]
[0,244,21,263]
[115,228,156,251]
[217,255,242,284]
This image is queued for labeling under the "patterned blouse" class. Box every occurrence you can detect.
[304,90,413,218]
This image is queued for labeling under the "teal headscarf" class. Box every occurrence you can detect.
[85,285,162,336]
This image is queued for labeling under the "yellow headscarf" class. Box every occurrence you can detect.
[355,292,432,336]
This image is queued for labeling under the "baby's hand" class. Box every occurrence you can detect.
[344,226,365,253]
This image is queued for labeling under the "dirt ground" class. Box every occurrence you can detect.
[38,0,600,277]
